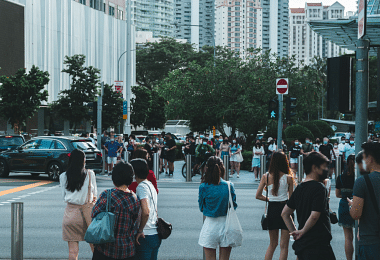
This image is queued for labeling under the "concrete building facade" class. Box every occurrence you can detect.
[261,0,289,58]
[214,0,262,58]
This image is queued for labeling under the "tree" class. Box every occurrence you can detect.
[0,66,49,130]
[96,84,123,130]
[284,124,314,142]
[51,55,100,130]
[145,90,166,129]
[312,120,334,138]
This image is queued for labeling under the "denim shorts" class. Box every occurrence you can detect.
[136,234,161,260]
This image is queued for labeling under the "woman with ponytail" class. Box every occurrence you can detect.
[198,156,237,260]
[256,152,295,260]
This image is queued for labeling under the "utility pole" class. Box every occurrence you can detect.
[97,82,103,151]
[125,0,132,135]
[277,94,283,150]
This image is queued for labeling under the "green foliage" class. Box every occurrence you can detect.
[299,121,322,140]
[241,150,253,171]
[312,120,334,138]
[100,84,123,130]
[0,66,49,129]
[51,55,100,129]
[284,124,314,142]
[130,86,166,129]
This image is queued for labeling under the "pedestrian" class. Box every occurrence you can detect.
[219,136,230,159]
[313,138,321,152]
[198,156,237,260]
[281,152,336,260]
[60,149,97,260]
[144,137,153,170]
[255,152,294,260]
[91,162,140,260]
[288,139,301,175]
[104,136,123,174]
[101,130,110,174]
[336,154,355,260]
[229,138,242,178]
[195,138,215,175]
[319,137,336,178]
[116,135,124,163]
[165,133,177,176]
[267,138,277,170]
[131,159,161,260]
[215,135,222,156]
[343,137,355,170]
[251,140,264,181]
[348,142,380,259]
[301,137,314,155]
[356,151,370,175]
[129,149,159,194]
[206,133,213,146]
[158,133,167,174]
[128,134,137,159]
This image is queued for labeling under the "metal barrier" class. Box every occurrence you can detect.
[336,155,342,180]
[260,154,266,179]
[102,149,106,175]
[223,155,229,181]
[297,155,304,183]
[153,153,160,180]
[186,155,192,182]
[11,202,23,260]
[124,150,129,162]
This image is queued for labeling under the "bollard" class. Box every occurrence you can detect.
[153,153,160,180]
[11,202,23,260]
[223,155,229,181]
[186,154,192,182]
[102,149,106,175]
[124,150,129,162]
[260,154,266,179]
[336,155,342,180]
[297,155,304,183]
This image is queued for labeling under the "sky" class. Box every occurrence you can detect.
[289,0,357,13]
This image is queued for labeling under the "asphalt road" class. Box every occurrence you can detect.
[0,168,348,259]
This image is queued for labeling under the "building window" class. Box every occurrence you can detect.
[235,38,239,42]
[235,12,240,16]
[235,22,240,26]
[235,17,240,21]
[235,7,240,11]
[235,33,240,36]
[235,43,240,47]
[235,2,240,5]
[109,5,115,16]
[79,0,86,4]
[236,28,240,31]
[118,9,123,20]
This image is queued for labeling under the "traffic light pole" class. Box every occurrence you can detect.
[97,82,103,151]
[277,94,283,151]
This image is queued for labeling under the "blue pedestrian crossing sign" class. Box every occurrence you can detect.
[123,101,128,119]
[271,111,276,118]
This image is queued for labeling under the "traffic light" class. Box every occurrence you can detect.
[286,97,297,121]
[268,99,278,119]
[87,101,97,121]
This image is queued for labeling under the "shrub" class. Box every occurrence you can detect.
[240,150,253,171]
[284,124,314,143]
[312,120,334,138]
[299,121,322,140]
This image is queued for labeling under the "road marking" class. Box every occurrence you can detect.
[0,181,53,197]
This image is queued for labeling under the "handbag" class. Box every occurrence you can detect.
[236,151,244,163]
[261,173,269,230]
[84,190,116,244]
[223,181,243,247]
[80,170,96,228]
[142,182,172,239]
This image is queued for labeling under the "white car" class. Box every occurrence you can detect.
[331,132,347,143]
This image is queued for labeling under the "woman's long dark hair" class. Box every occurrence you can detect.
[268,152,292,196]
[347,154,355,176]
[202,156,224,185]
[254,140,261,149]
[65,149,86,192]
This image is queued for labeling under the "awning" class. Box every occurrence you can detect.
[308,15,380,55]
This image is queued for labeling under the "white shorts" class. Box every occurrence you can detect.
[107,157,117,164]
[290,158,298,164]
[198,216,229,249]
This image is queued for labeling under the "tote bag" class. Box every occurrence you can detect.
[84,190,116,244]
[223,182,243,247]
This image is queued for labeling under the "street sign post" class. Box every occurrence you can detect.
[276,78,288,95]
[358,0,367,39]
[123,101,128,120]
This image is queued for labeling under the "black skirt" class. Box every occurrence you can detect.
[267,201,291,230]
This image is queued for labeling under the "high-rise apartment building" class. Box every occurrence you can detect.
[214,0,262,58]
[174,0,215,50]
[289,2,347,65]
[131,0,175,37]
[261,0,289,58]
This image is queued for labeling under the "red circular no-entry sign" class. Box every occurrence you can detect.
[276,78,288,94]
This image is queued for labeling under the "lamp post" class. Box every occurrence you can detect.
[117,49,136,81]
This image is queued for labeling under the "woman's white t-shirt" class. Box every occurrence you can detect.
[136,180,158,235]
[60,170,97,205]
[252,146,264,159]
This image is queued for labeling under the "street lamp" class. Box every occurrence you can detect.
[117,49,136,81]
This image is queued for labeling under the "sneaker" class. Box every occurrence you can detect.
[237,175,240,178]
[165,171,168,175]
[229,174,233,178]
[169,172,173,176]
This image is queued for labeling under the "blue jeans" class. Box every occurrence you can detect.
[359,244,380,260]
[136,234,161,260]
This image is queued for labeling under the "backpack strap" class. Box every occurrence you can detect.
[364,175,380,216]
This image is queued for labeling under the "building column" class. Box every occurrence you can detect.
[37,108,44,136]
[64,120,70,136]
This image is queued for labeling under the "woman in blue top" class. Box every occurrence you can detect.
[198,156,237,260]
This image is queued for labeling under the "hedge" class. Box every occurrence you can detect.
[312,120,334,138]
[284,124,314,143]
[299,121,322,140]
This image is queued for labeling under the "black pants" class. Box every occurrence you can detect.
[297,245,336,260]
[93,248,136,260]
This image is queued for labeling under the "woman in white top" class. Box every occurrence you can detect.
[60,149,97,260]
[131,158,161,260]
[256,152,294,260]
[251,140,264,181]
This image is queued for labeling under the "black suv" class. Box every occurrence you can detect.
[0,136,102,181]
[0,135,25,152]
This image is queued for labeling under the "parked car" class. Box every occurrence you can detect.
[0,135,25,152]
[0,136,102,181]
[331,132,347,143]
